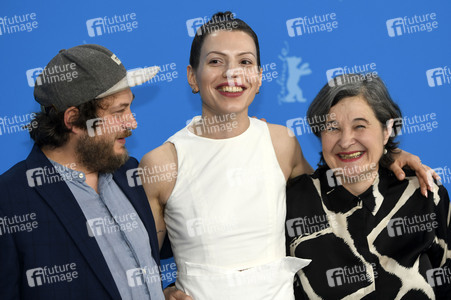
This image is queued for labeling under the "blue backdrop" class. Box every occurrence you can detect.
[1,0,450,287]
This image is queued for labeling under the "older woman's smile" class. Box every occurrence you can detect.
[337,151,366,161]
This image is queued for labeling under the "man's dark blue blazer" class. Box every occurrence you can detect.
[0,145,162,299]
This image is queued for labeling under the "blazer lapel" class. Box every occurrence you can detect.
[26,145,121,299]
[113,162,161,267]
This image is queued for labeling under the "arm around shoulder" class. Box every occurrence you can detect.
[139,143,178,250]
[267,123,313,181]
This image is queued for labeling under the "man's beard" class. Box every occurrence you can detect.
[76,131,130,174]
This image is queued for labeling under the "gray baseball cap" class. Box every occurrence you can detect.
[34,44,159,112]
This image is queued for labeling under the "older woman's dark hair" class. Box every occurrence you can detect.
[307,74,402,168]
[189,11,261,70]
[28,98,107,148]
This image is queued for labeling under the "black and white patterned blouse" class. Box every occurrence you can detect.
[286,167,450,299]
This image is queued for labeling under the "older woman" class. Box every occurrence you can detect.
[286,74,450,299]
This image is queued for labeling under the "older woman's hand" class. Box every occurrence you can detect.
[389,149,440,197]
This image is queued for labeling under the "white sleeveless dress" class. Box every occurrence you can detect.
[165,116,310,300]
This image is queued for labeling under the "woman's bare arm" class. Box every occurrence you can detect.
[139,143,178,250]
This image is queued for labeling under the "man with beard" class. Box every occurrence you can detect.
[0,44,191,300]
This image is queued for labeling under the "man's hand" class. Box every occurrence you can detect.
[164,286,193,300]
[390,150,440,197]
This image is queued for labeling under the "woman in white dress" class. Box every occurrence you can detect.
[140,12,436,300]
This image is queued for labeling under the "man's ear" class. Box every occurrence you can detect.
[187,65,199,93]
[63,107,81,133]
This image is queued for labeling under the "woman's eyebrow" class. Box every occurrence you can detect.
[206,51,226,56]
[237,51,256,57]
[206,51,256,57]
[352,117,370,123]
